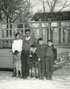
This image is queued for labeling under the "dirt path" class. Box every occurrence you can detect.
[0,64,70,89]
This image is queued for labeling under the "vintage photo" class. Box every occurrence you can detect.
[0,0,70,89]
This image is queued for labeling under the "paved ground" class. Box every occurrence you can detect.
[0,63,70,89]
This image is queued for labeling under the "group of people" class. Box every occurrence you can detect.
[12,29,57,80]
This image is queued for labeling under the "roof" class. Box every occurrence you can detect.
[32,11,70,21]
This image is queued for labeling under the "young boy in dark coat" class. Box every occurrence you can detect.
[29,45,38,78]
[37,38,47,79]
[45,40,57,80]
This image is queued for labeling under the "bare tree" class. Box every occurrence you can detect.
[0,0,3,20]
[0,0,32,23]
[40,0,70,12]
[22,0,32,22]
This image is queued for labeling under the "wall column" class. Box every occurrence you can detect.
[0,22,2,38]
[39,19,43,38]
[64,30,68,43]
[61,28,64,43]
[47,19,52,41]
[58,22,61,43]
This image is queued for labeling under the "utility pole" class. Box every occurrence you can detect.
[43,0,45,13]
[27,0,30,13]
[0,0,2,38]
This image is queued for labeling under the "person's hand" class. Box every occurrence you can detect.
[36,62,38,64]
[38,58,41,61]
[29,55,32,57]
[19,52,21,56]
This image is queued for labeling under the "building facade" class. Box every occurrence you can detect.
[0,11,70,48]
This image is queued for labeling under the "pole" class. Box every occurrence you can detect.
[43,0,45,13]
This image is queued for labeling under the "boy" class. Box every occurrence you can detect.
[45,40,57,80]
[37,38,47,79]
[13,50,21,78]
[29,45,38,78]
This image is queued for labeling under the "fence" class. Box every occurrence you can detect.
[0,20,70,48]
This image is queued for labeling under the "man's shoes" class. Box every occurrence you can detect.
[49,77,52,80]
[12,75,16,77]
[22,77,27,79]
[46,77,52,80]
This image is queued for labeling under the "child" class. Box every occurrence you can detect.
[29,45,38,78]
[37,38,47,79]
[12,32,23,77]
[45,40,57,80]
[13,50,22,78]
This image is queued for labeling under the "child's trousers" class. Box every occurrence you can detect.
[15,61,21,73]
[38,57,45,79]
[29,62,38,78]
[13,54,21,75]
[45,56,54,79]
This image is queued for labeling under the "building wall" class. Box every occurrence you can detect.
[0,21,69,45]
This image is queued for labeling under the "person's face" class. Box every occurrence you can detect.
[39,40,43,45]
[31,47,36,53]
[26,31,30,37]
[48,42,53,46]
[16,34,20,40]
[33,48,36,53]
[30,47,33,51]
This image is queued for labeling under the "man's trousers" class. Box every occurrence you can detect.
[21,50,29,78]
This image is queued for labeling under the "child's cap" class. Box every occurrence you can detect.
[47,40,52,43]
[38,38,43,41]
[13,50,19,55]
[30,44,36,48]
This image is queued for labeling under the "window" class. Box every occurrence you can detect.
[6,30,8,37]
[10,30,12,37]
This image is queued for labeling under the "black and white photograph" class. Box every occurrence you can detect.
[0,0,70,89]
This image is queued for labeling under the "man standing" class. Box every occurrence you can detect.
[21,29,37,79]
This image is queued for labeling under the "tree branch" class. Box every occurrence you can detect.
[52,0,59,10]
[46,0,51,11]
[58,0,70,12]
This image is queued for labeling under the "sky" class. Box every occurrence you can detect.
[30,0,70,13]
[30,0,43,13]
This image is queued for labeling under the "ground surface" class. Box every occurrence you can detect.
[0,63,70,89]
